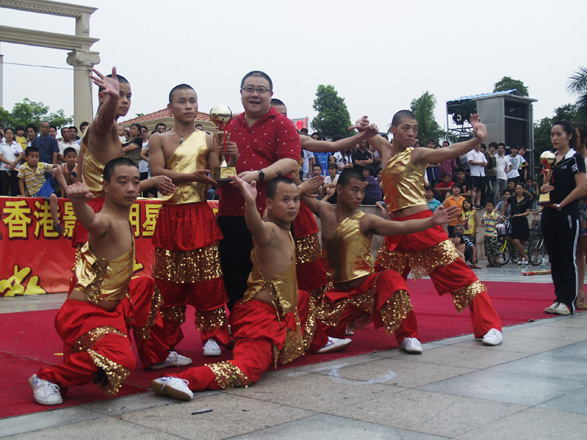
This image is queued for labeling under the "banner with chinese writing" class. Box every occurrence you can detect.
[0,197,165,296]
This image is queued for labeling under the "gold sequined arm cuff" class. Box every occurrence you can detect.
[207,361,252,389]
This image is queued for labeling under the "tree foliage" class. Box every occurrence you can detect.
[0,98,72,129]
[533,103,584,179]
[567,65,587,120]
[311,85,352,138]
[410,91,444,142]
[493,76,529,97]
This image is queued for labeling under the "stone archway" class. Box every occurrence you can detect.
[0,0,100,126]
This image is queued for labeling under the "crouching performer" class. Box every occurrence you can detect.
[300,169,458,351]
[30,158,187,406]
[151,176,351,400]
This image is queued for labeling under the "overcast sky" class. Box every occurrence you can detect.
[1,0,586,135]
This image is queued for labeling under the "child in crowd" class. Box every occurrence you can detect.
[461,199,477,244]
[322,162,339,202]
[362,166,383,205]
[15,126,27,151]
[17,147,53,197]
[453,167,471,198]
[426,186,441,212]
[442,182,465,237]
[452,232,467,262]
[48,147,79,234]
[482,200,500,267]
[454,224,480,269]
[434,172,453,201]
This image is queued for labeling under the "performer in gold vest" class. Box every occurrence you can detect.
[357,111,503,347]
[299,169,458,353]
[149,84,237,358]
[150,177,351,400]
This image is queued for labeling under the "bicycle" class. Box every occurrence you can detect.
[527,215,546,267]
[495,217,516,265]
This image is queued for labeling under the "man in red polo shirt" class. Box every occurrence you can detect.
[218,71,301,309]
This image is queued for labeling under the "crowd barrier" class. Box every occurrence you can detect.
[0,197,218,296]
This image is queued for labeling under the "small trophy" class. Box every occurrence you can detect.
[538,151,556,205]
[210,104,236,182]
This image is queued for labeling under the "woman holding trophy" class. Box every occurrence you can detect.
[541,121,586,315]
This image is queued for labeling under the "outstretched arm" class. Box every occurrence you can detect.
[363,205,460,237]
[231,175,272,243]
[412,114,487,165]
[301,124,379,153]
[88,67,120,137]
[67,182,110,237]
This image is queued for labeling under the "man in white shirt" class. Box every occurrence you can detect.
[505,144,526,184]
[465,143,487,208]
[300,149,314,180]
[494,143,512,203]
[58,127,79,163]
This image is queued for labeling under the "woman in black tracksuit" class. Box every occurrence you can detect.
[542,121,587,315]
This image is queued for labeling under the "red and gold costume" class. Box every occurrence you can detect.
[174,234,328,391]
[72,142,109,248]
[320,211,413,339]
[152,131,229,349]
[294,200,332,304]
[37,240,169,395]
[376,148,501,338]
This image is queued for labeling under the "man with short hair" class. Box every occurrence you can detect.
[155,123,167,133]
[358,111,503,347]
[352,140,373,176]
[71,67,174,248]
[495,143,512,203]
[505,144,526,184]
[465,142,487,208]
[58,127,79,163]
[218,70,301,309]
[149,84,236,357]
[32,121,59,165]
[29,157,186,406]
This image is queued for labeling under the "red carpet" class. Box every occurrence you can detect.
[0,280,564,418]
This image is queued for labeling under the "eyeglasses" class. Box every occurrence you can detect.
[242,86,271,95]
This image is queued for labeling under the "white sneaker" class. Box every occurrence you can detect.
[151,377,193,401]
[148,351,192,370]
[482,328,503,346]
[399,337,423,354]
[316,337,352,354]
[203,339,222,357]
[545,302,560,314]
[552,303,572,316]
[29,374,62,405]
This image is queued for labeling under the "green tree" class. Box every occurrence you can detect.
[410,91,444,142]
[0,98,72,129]
[493,76,529,97]
[311,85,352,138]
[567,65,587,119]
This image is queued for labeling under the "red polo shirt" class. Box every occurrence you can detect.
[218,107,301,216]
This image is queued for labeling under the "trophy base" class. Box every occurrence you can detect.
[538,194,553,206]
[214,166,237,183]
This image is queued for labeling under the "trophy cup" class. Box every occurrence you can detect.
[210,104,236,183]
[538,151,556,205]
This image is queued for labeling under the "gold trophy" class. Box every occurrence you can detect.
[538,151,556,205]
[210,104,236,182]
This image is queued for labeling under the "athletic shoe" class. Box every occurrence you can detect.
[545,302,560,314]
[54,223,65,235]
[203,339,222,357]
[148,351,192,370]
[316,337,352,354]
[151,377,193,401]
[399,337,423,354]
[482,328,503,346]
[29,374,63,405]
[552,303,572,316]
